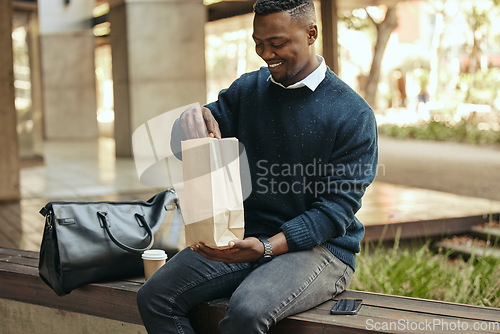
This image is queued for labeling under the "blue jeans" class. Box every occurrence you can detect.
[137,246,353,333]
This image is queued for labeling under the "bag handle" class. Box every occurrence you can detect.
[97,211,154,254]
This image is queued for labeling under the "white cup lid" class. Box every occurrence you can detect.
[142,249,168,260]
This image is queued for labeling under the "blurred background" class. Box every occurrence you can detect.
[2,0,500,315]
[1,0,499,207]
[5,0,499,158]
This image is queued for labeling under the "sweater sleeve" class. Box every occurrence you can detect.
[280,109,378,252]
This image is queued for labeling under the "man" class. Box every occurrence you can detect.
[137,1,378,333]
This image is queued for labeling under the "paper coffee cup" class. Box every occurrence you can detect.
[142,249,168,280]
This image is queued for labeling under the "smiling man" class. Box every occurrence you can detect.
[253,1,318,87]
[137,1,378,333]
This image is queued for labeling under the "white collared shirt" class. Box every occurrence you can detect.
[268,55,326,92]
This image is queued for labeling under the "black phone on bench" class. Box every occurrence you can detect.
[330,299,363,315]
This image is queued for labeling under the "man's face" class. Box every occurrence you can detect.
[253,11,317,87]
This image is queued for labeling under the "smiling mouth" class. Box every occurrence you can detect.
[268,62,283,69]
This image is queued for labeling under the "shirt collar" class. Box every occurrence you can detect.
[268,55,326,91]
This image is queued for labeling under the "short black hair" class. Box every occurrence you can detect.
[253,0,316,26]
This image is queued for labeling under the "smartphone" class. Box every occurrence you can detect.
[330,299,363,315]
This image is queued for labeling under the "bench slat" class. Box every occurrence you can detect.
[0,247,40,259]
[334,290,500,323]
[1,247,499,334]
[0,260,143,325]
[1,255,38,267]
[204,299,500,334]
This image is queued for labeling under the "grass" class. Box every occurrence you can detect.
[350,231,500,308]
[378,120,500,145]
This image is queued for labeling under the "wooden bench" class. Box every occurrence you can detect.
[1,247,499,333]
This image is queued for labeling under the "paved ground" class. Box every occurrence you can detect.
[376,136,500,201]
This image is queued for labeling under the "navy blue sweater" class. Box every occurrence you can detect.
[206,67,378,270]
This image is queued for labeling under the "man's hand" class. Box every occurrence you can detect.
[191,232,290,263]
[191,237,264,263]
[180,106,221,139]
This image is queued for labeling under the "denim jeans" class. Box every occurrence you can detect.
[137,245,353,334]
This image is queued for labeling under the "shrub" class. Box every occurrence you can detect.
[350,238,500,307]
[378,120,500,145]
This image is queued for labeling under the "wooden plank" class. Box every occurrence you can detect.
[333,290,500,323]
[2,247,499,332]
[0,203,24,249]
[207,1,254,22]
[273,318,386,334]
[0,256,38,269]
[19,199,53,252]
[320,0,339,75]
[0,234,19,250]
[0,202,22,230]
[0,231,22,251]
[20,206,45,234]
[203,301,389,334]
[291,303,500,334]
[470,225,500,242]
[0,255,38,267]
[0,257,143,294]
[0,203,23,234]
[363,215,489,242]
[187,303,212,334]
[0,247,40,259]
[435,241,500,260]
[205,298,500,334]
[12,1,38,12]
[0,261,39,276]
[0,262,143,325]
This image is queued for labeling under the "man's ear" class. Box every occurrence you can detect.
[307,24,318,45]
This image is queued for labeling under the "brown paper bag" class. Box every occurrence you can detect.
[181,137,245,249]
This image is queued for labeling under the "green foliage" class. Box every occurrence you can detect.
[338,8,376,40]
[378,120,500,145]
[398,56,430,73]
[339,12,373,31]
[458,68,500,105]
[350,239,500,307]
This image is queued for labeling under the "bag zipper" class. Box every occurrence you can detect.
[39,188,178,217]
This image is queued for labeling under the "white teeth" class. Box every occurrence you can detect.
[269,62,282,68]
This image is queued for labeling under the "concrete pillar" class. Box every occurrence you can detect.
[109,0,207,157]
[0,0,21,201]
[13,5,45,162]
[38,0,98,139]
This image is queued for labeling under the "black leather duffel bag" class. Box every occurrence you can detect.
[38,189,184,296]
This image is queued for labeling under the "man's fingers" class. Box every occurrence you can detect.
[202,107,222,139]
[180,107,209,139]
[230,238,255,250]
[194,113,209,138]
[180,111,199,138]
[193,243,233,262]
[207,121,221,139]
[179,106,220,139]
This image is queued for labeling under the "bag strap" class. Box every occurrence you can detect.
[97,211,154,254]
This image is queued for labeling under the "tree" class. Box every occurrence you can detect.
[426,0,462,101]
[364,7,398,108]
[340,6,398,109]
[465,4,490,74]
